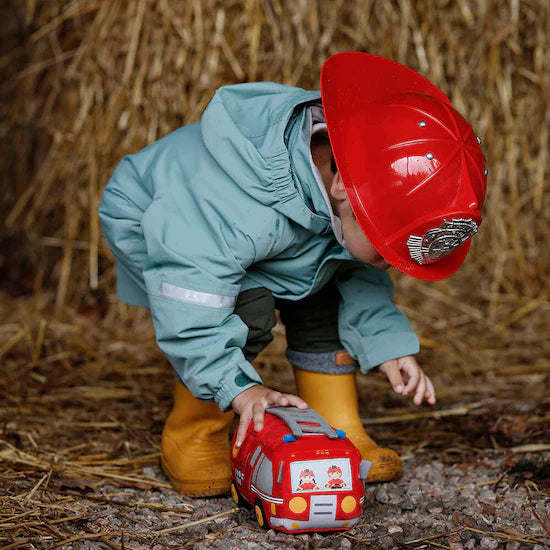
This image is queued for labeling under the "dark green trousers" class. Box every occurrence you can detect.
[235,282,357,374]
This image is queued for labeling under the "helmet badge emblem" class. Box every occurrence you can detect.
[407,218,478,265]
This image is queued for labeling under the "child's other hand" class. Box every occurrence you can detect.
[231,385,307,447]
[378,356,436,406]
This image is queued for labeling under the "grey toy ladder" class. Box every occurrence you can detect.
[266,406,339,439]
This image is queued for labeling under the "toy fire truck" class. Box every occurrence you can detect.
[230,407,372,533]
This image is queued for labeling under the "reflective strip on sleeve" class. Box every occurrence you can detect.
[157,282,237,309]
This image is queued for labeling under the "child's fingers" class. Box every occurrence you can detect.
[267,390,291,408]
[414,373,427,405]
[252,390,293,431]
[253,390,285,430]
[234,389,309,447]
[402,366,420,396]
[285,393,308,409]
[235,411,252,447]
[425,377,436,405]
[380,360,405,393]
[252,401,267,432]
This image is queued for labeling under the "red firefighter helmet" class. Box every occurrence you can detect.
[321,52,487,280]
[328,465,342,475]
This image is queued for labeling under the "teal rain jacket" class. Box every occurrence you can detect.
[99,83,419,411]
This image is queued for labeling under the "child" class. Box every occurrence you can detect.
[99,53,486,497]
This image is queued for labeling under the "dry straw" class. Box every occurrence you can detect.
[2,0,549,325]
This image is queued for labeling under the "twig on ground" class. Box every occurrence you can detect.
[154,507,239,536]
[524,481,550,537]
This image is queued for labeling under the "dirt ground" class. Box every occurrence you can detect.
[1,295,549,549]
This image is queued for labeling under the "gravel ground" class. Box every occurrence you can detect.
[31,451,549,549]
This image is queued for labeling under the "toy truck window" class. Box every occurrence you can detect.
[277,461,283,483]
[252,452,264,484]
[254,455,273,495]
[252,451,265,481]
[290,458,352,493]
[249,445,262,468]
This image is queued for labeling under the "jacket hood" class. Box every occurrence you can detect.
[200,83,332,234]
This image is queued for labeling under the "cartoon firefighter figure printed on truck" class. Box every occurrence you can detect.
[297,468,319,491]
[325,465,347,489]
[230,407,372,533]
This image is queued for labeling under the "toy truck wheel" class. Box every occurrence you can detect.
[254,500,268,530]
[230,482,244,506]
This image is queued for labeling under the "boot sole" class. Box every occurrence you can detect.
[160,454,232,497]
[366,465,402,483]
[361,448,402,483]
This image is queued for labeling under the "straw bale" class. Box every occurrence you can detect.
[0,1,547,340]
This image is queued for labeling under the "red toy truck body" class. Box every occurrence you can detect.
[230,407,371,533]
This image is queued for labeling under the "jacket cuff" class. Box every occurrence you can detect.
[215,361,263,412]
[357,331,420,371]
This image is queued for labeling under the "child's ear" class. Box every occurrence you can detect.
[329,172,348,201]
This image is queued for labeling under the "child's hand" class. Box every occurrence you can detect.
[231,385,308,447]
[378,356,436,405]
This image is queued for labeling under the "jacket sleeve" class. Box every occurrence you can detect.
[335,263,419,371]
[140,196,263,412]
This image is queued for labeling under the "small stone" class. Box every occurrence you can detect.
[339,537,352,549]
[401,498,414,510]
[142,466,158,477]
[213,516,228,524]
[375,486,390,504]
[426,467,446,484]
[448,534,463,550]
[452,511,477,529]
[388,525,403,534]
[418,519,436,531]
[386,486,403,504]
[401,522,421,539]
[479,536,499,549]
[363,488,375,506]
[464,538,477,549]
[378,536,394,550]
[312,532,331,548]
[505,543,520,550]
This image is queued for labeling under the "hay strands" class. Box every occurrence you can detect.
[0,440,171,491]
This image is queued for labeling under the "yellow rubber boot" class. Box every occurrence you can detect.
[293,367,402,483]
[160,382,233,497]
